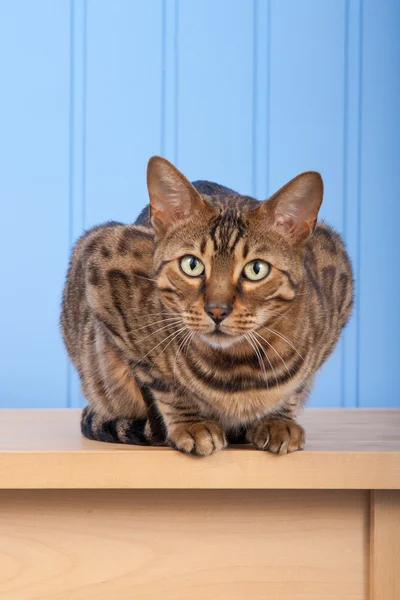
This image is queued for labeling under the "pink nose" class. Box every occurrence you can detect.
[205,303,233,325]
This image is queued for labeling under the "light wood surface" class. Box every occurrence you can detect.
[370,490,400,600]
[0,489,368,600]
[2,408,399,452]
[1,410,399,599]
[0,409,399,489]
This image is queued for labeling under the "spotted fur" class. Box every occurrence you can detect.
[61,157,353,455]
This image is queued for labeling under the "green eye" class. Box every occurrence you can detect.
[243,260,270,281]
[180,255,205,277]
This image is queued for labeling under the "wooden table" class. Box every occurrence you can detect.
[0,409,399,600]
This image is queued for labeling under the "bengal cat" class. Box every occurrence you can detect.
[61,156,353,455]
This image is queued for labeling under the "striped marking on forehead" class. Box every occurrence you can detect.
[209,208,246,254]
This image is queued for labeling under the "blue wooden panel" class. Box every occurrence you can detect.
[358,0,400,406]
[161,0,179,162]
[268,0,347,406]
[252,0,270,200]
[341,0,362,408]
[83,0,163,230]
[176,0,254,193]
[0,0,398,409]
[68,0,89,408]
[68,0,163,407]
[0,1,70,407]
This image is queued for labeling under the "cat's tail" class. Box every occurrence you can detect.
[80,406,151,445]
[81,406,248,446]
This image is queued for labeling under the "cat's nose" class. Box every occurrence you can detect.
[205,303,233,325]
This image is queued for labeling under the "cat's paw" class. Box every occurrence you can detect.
[247,418,305,454]
[168,421,227,456]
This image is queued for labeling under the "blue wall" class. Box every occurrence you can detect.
[0,0,399,408]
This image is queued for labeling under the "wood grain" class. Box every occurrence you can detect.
[2,408,400,451]
[370,490,400,600]
[0,409,399,489]
[0,490,368,600]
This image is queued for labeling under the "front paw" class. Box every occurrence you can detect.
[168,421,227,456]
[247,418,305,454]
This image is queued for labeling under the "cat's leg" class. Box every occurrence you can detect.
[246,377,314,454]
[80,405,150,445]
[80,331,151,444]
[151,390,227,456]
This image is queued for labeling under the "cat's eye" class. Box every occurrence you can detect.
[180,255,205,277]
[243,260,270,281]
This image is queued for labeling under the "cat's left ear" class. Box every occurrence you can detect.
[147,156,210,237]
[259,171,323,245]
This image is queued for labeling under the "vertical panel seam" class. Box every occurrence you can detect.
[265,0,271,198]
[252,0,270,199]
[81,0,87,232]
[67,0,75,409]
[79,0,88,407]
[251,0,258,197]
[368,490,374,600]
[174,0,179,166]
[68,0,88,408]
[160,0,166,156]
[342,0,362,408]
[356,0,363,408]
[161,0,177,164]
[341,0,349,408]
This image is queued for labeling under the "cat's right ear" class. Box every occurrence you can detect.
[147,156,208,237]
[258,171,323,245]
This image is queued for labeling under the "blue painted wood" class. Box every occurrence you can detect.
[176,0,254,193]
[358,0,400,407]
[83,0,163,231]
[0,1,70,408]
[268,0,347,406]
[161,0,179,163]
[68,0,88,408]
[341,0,362,407]
[69,0,163,406]
[0,0,398,408]
[252,0,270,200]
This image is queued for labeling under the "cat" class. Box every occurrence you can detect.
[61,156,354,455]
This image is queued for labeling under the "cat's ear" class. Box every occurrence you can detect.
[260,171,323,245]
[147,156,208,236]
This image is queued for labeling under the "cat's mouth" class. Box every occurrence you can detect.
[211,328,227,336]
[200,330,243,349]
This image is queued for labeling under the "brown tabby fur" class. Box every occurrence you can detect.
[61,157,353,455]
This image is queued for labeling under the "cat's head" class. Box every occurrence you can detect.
[147,156,323,349]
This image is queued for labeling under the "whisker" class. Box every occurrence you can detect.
[153,326,189,369]
[138,311,181,318]
[173,329,193,380]
[245,333,268,386]
[247,334,268,381]
[131,325,188,368]
[262,311,294,325]
[185,331,196,355]
[131,273,157,283]
[138,320,183,341]
[134,317,183,333]
[250,331,279,387]
[188,331,197,356]
[259,326,304,360]
[253,330,287,383]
